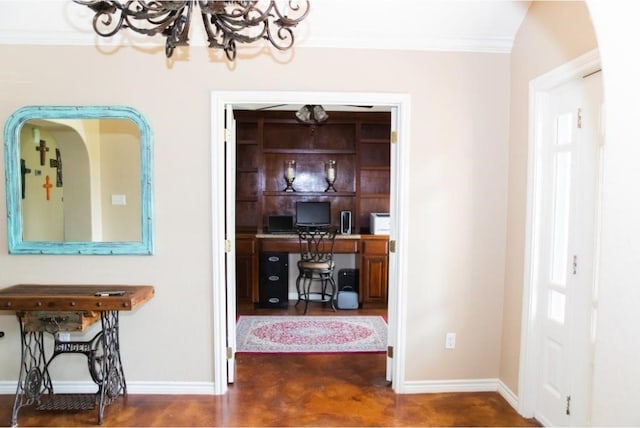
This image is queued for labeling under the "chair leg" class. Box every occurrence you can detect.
[295,274,303,307]
[303,275,311,315]
[328,276,337,311]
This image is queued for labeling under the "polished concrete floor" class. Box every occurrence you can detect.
[0,303,540,426]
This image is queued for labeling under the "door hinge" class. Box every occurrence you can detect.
[577,108,583,129]
[566,395,571,415]
[226,346,234,360]
[389,240,396,253]
[572,254,578,275]
[224,128,231,141]
[390,131,398,144]
[387,346,394,358]
[224,240,231,253]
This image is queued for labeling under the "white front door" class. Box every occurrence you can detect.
[535,70,602,426]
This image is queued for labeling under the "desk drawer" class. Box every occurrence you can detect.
[362,239,388,255]
[334,240,359,253]
[260,239,298,253]
[23,311,100,333]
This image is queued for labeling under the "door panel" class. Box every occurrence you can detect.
[535,72,602,426]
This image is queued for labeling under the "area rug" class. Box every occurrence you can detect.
[236,315,387,354]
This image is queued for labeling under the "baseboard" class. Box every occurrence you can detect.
[401,378,520,415]
[496,379,519,410]
[401,378,500,394]
[0,378,520,405]
[0,381,217,395]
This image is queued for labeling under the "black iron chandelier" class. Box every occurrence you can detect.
[72,1,310,59]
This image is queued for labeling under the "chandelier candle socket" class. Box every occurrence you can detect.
[325,160,337,192]
[284,160,296,192]
[73,0,310,59]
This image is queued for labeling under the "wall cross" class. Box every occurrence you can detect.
[20,159,31,199]
[35,139,49,166]
[43,175,53,201]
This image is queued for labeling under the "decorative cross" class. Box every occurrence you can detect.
[49,148,63,187]
[20,159,31,199]
[43,175,53,201]
[35,139,49,166]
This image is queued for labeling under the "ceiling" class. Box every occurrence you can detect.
[0,1,531,54]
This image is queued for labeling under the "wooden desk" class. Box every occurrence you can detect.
[236,234,388,306]
[0,284,154,426]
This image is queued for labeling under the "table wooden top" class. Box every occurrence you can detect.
[0,284,154,312]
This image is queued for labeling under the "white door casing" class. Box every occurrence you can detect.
[519,50,602,426]
[225,105,238,383]
[210,91,411,394]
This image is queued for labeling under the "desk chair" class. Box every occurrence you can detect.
[295,226,338,314]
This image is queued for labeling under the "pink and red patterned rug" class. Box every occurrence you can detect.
[236,315,387,353]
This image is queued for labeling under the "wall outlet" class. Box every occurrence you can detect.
[445,332,456,349]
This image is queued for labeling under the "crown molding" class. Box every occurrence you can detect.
[0,29,513,54]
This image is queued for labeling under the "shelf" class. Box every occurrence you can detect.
[360,166,390,171]
[235,110,391,234]
[263,148,356,155]
[359,194,390,199]
[263,191,356,197]
[360,139,390,144]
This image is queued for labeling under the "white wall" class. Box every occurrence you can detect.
[586,2,640,425]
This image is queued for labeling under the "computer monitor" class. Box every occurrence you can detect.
[295,201,331,227]
[267,215,294,233]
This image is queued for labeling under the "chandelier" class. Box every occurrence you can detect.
[72,1,310,59]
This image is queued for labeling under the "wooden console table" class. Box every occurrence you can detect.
[0,284,154,426]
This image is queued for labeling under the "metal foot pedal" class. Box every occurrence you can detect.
[36,394,97,411]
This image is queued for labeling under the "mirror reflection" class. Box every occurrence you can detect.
[4,106,153,255]
[20,118,141,242]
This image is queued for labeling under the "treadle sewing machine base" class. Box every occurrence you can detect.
[0,284,154,427]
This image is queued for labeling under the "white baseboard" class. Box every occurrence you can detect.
[401,378,521,416]
[0,378,521,408]
[0,381,217,395]
[401,378,500,394]
[496,379,519,410]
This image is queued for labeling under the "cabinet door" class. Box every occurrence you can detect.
[362,255,388,303]
[236,238,257,303]
[360,238,389,305]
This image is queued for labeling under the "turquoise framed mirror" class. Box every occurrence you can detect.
[4,106,153,255]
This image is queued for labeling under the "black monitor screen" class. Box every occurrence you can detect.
[295,201,331,226]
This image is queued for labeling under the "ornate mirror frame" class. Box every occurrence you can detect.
[4,105,154,255]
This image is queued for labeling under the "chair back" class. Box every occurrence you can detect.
[297,226,337,264]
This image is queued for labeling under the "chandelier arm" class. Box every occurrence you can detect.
[164,4,193,57]
[266,25,295,51]
[120,1,188,37]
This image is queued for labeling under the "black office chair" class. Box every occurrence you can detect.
[295,225,338,314]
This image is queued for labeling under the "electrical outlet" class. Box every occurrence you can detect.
[445,332,456,349]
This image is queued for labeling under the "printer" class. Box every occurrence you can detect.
[370,213,390,235]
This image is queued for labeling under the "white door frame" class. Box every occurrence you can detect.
[210,90,412,395]
[518,49,601,417]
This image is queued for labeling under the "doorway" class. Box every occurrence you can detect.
[519,50,602,426]
[211,91,411,395]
